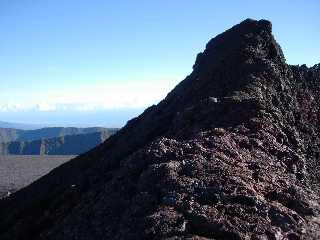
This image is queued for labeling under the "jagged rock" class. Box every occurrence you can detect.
[0,19,319,240]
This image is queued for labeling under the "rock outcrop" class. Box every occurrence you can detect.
[0,19,319,239]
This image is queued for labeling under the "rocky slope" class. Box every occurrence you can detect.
[0,131,113,155]
[0,19,319,239]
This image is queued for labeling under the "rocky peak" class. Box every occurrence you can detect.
[162,19,287,116]
[0,19,319,240]
[193,19,284,71]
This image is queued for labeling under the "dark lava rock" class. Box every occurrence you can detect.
[0,19,319,239]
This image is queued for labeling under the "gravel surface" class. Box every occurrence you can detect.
[0,155,75,198]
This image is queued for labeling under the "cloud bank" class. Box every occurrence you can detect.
[0,80,178,112]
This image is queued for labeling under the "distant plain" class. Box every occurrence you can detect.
[0,155,75,198]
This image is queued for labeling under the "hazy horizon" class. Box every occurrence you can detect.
[1,0,319,126]
[0,108,143,128]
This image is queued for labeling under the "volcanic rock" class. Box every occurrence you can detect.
[0,19,319,240]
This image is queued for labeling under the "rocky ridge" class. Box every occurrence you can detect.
[0,19,319,239]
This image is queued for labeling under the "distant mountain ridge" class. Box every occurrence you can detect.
[0,127,118,143]
[0,131,113,155]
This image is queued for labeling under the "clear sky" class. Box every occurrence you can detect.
[0,0,319,126]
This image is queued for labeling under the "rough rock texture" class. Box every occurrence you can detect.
[0,19,319,239]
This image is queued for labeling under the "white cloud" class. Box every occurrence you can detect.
[36,103,57,111]
[0,103,26,112]
[0,78,180,112]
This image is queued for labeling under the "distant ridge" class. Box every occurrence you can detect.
[0,131,114,155]
[0,127,118,143]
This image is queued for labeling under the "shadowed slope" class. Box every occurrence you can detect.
[0,19,319,239]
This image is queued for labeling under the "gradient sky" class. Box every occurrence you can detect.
[0,0,319,126]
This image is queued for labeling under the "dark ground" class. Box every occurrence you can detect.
[0,155,74,198]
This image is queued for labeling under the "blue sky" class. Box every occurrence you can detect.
[0,0,319,126]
